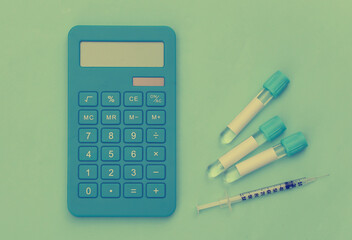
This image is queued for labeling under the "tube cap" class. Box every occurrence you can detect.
[263,71,290,98]
[281,132,308,156]
[259,116,286,141]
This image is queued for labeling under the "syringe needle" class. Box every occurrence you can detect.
[306,174,330,184]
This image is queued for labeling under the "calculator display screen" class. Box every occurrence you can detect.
[80,42,164,67]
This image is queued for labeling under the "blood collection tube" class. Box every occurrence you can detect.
[220,71,290,144]
[207,116,286,178]
[224,132,308,183]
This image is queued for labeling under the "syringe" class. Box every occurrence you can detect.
[196,175,328,213]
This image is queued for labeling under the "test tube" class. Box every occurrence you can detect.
[224,132,308,183]
[220,71,290,144]
[207,116,286,178]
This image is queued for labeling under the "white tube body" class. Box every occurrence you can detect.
[236,148,278,176]
[219,136,259,169]
[227,97,264,134]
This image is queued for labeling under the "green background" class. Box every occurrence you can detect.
[1,0,351,239]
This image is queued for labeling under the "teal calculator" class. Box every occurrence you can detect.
[67,26,176,217]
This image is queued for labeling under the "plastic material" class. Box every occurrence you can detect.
[236,148,279,176]
[227,97,264,135]
[281,132,308,156]
[259,116,286,141]
[219,127,237,144]
[197,175,328,213]
[263,71,290,98]
[68,26,176,217]
[219,136,259,169]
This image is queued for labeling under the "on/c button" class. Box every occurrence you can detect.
[124,92,143,107]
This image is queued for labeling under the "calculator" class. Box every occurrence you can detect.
[67,26,176,217]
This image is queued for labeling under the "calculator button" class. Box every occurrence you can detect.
[101,183,120,198]
[146,165,165,180]
[124,110,143,125]
[101,165,120,180]
[124,146,143,161]
[79,128,98,143]
[101,128,121,143]
[124,183,143,198]
[147,147,166,161]
[101,92,120,107]
[79,92,98,107]
[124,92,143,107]
[146,183,165,198]
[79,165,98,180]
[79,183,98,198]
[146,92,165,107]
[146,128,165,143]
[147,110,166,125]
[124,128,143,143]
[79,110,98,125]
[101,146,120,161]
[101,110,121,125]
[124,165,143,180]
[79,147,98,161]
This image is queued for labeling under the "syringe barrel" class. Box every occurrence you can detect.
[238,178,306,201]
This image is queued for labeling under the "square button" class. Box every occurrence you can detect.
[146,128,165,143]
[79,128,98,143]
[79,165,98,180]
[146,165,165,180]
[146,92,165,107]
[124,183,143,198]
[101,110,121,125]
[146,147,165,161]
[101,128,121,143]
[79,110,98,125]
[124,128,143,143]
[101,165,120,180]
[124,110,143,125]
[101,146,120,161]
[79,183,98,198]
[101,92,120,107]
[79,92,98,107]
[79,147,98,161]
[124,165,143,180]
[147,110,165,125]
[124,147,143,161]
[101,183,120,198]
[147,183,165,198]
[124,92,143,107]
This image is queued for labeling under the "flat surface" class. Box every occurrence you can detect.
[0,0,351,239]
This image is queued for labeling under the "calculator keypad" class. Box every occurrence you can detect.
[77,91,167,199]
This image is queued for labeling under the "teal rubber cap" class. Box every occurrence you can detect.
[259,116,286,141]
[263,71,290,98]
[281,132,308,156]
